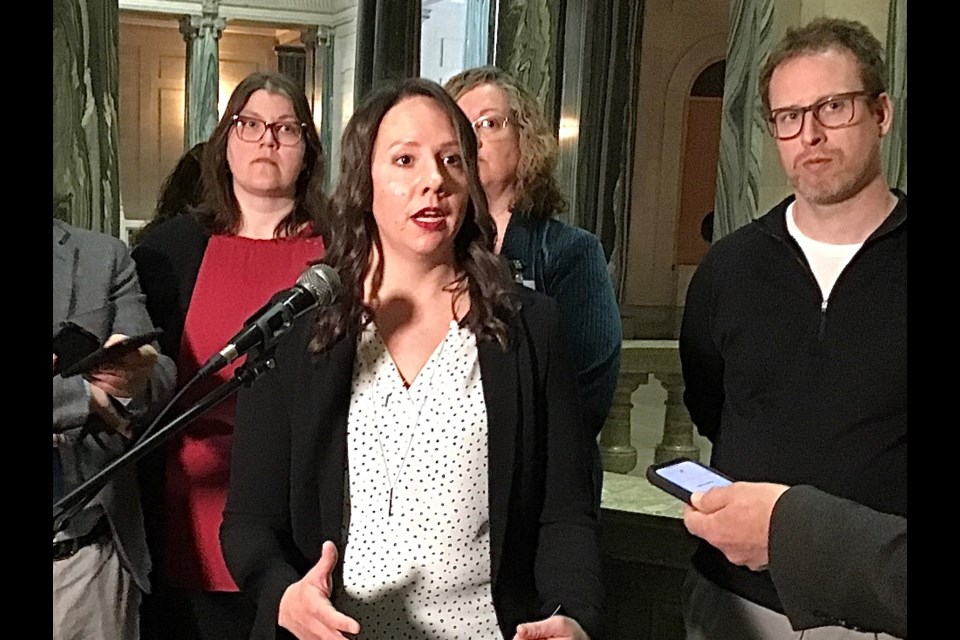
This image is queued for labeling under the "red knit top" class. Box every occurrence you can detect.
[161,232,324,590]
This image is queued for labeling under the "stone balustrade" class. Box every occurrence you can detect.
[599,340,700,474]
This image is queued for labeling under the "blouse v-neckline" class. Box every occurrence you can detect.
[368,319,459,391]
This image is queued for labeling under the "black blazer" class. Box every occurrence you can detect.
[130,213,211,360]
[220,287,603,639]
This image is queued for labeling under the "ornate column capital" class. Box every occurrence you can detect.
[317,25,334,48]
[300,27,319,51]
[179,13,225,43]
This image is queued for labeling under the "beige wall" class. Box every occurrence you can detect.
[623,0,729,315]
[118,17,279,225]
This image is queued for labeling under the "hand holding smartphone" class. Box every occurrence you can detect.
[53,322,163,378]
[646,457,734,505]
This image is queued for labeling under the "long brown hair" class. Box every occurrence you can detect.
[196,71,328,237]
[310,78,518,353]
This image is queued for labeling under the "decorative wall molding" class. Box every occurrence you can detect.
[119,0,358,27]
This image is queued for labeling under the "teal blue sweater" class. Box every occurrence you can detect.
[501,214,622,440]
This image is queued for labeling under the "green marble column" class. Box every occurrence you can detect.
[493,0,565,131]
[712,0,774,241]
[180,0,225,150]
[882,0,906,192]
[52,0,121,235]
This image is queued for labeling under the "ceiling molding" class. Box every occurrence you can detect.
[119,0,358,27]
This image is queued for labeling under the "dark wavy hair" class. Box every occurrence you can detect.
[760,17,888,117]
[132,142,206,246]
[310,77,518,353]
[196,71,328,237]
[444,66,567,220]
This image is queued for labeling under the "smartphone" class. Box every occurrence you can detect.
[52,322,102,376]
[53,327,163,378]
[646,457,734,504]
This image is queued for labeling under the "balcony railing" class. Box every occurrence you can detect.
[599,340,700,474]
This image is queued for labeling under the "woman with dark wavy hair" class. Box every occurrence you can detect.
[221,77,602,640]
[445,67,622,508]
[132,70,328,640]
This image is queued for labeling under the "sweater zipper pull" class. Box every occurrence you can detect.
[818,299,828,341]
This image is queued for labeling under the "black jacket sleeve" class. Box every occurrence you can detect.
[769,485,907,638]
[523,293,605,637]
[131,214,209,360]
[220,338,304,640]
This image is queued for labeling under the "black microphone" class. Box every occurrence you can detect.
[197,263,340,377]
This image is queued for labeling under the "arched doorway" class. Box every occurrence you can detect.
[675,59,725,267]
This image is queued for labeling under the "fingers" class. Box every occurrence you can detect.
[87,344,158,398]
[102,334,130,349]
[279,550,361,640]
[86,373,126,398]
[684,488,726,538]
[514,615,586,640]
[316,600,361,637]
[682,506,708,539]
[690,485,729,514]
[295,600,361,639]
[689,492,704,510]
[86,384,133,438]
[304,541,340,596]
[102,344,158,375]
[129,343,159,365]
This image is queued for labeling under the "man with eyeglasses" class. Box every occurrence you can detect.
[678,17,906,640]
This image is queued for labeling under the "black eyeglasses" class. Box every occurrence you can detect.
[231,115,306,146]
[766,91,880,140]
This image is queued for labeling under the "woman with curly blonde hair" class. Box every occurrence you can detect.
[445,67,622,507]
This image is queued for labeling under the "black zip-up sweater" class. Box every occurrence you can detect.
[679,191,907,613]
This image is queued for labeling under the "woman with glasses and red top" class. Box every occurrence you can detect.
[132,71,329,640]
[445,68,622,509]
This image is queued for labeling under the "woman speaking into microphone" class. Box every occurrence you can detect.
[220,78,602,640]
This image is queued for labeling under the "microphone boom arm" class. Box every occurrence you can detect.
[53,346,278,537]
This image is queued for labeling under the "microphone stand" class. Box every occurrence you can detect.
[52,346,278,538]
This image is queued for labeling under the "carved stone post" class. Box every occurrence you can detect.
[180,0,225,149]
[600,371,642,474]
[653,372,700,464]
[603,340,696,474]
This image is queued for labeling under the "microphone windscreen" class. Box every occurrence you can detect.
[297,263,341,307]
